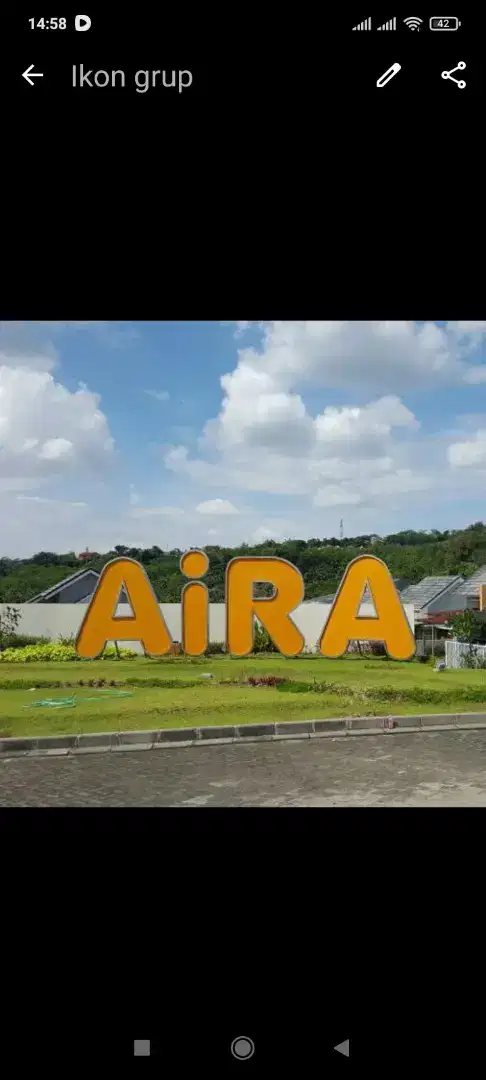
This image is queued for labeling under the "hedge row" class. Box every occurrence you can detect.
[0,643,138,663]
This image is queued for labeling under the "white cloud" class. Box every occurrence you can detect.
[195,498,239,516]
[38,438,74,461]
[228,320,481,396]
[0,328,118,554]
[144,389,170,401]
[448,321,486,334]
[0,360,114,488]
[234,321,251,338]
[162,320,486,518]
[366,470,432,496]
[129,484,139,506]
[164,394,423,501]
[252,519,294,542]
[252,526,277,542]
[463,367,486,385]
[16,495,88,507]
[131,506,184,518]
[314,486,363,507]
[0,348,57,373]
[202,367,314,456]
[314,396,418,443]
[1,321,140,355]
[448,431,486,468]
[223,320,486,400]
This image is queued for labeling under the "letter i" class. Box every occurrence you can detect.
[180,550,209,656]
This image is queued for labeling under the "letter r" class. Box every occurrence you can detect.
[226,556,305,656]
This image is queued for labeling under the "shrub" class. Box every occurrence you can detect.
[460,650,486,670]
[275,681,312,693]
[369,642,387,657]
[0,634,50,650]
[346,641,388,657]
[102,645,138,659]
[247,674,286,687]
[448,610,486,645]
[252,623,277,653]
[205,641,226,655]
[0,643,138,663]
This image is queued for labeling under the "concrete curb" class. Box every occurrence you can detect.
[2,712,486,758]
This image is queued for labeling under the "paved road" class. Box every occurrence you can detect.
[2,730,486,805]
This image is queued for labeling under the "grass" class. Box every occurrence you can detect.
[1,653,486,738]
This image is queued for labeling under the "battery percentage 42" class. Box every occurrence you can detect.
[429,17,461,30]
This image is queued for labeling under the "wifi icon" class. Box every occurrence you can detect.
[403,16,423,30]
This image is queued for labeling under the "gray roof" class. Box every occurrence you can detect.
[393,578,409,593]
[27,567,133,605]
[448,565,486,597]
[27,568,100,603]
[399,576,463,612]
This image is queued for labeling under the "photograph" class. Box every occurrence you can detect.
[1,319,486,808]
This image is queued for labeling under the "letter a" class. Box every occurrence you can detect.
[318,555,415,661]
[76,558,173,658]
[226,556,305,656]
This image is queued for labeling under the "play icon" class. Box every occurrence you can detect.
[334,1040,350,1058]
[75,14,91,31]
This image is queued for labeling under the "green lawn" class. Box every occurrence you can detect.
[1,654,486,738]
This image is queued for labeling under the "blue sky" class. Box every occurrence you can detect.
[1,319,486,556]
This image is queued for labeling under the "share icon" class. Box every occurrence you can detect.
[441,61,466,89]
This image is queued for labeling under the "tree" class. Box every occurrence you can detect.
[448,610,486,645]
[31,551,60,565]
[6,518,486,603]
[0,605,21,649]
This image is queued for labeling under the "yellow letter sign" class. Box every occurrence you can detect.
[226,556,305,657]
[318,554,415,661]
[76,557,173,659]
[75,551,415,659]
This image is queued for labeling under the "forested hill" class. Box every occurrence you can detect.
[2,523,486,603]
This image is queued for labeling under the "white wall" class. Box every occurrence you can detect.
[2,601,414,653]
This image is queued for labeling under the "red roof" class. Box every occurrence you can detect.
[421,611,463,624]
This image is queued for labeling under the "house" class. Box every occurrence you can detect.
[399,576,465,624]
[27,568,128,604]
[433,565,486,616]
[399,575,466,655]
[78,547,98,562]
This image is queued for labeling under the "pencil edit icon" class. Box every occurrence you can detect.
[376,63,401,87]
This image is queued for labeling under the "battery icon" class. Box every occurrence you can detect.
[429,17,461,30]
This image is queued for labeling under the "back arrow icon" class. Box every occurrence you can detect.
[22,64,44,86]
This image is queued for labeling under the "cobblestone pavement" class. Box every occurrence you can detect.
[2,729,486,805]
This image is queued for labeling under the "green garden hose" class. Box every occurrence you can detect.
[23,689,134,708]
[23,696,77,709]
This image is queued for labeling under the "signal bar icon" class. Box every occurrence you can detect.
[352,17,372,30]
[377,17,397,30]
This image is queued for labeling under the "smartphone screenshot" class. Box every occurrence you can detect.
[1,12,481,1076]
